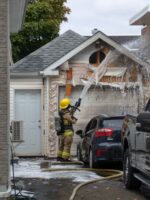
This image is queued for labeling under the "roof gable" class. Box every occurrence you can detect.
[43,30,150,75]
[11,29,150,76]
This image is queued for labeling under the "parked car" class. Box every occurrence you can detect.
[121,98,150,189]
[76,114,124,168]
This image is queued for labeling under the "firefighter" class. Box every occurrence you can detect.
[57,98,77,161]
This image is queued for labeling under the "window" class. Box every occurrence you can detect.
[89,51,105,66]
[85,120,92,133]
[102,119,123,129]
[90,119,97,130]
[146,99,150,111]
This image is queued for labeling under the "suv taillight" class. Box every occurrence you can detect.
[95,128,113,138]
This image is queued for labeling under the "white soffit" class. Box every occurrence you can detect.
[130,5,150,25]
[9,0,28,33]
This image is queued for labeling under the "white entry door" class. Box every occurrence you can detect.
[15,90,41,156]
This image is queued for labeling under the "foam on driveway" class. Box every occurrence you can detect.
[11,159,103,182]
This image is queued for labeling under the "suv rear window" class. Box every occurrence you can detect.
[102,119,123,129]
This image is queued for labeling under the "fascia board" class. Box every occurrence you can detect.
[130,5,150,25]
[40,70,59,76]
[42,31,149,74]
[10,72,40,77]
[10,0,29,33]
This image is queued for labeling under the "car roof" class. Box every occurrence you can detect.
[94,114,125,120]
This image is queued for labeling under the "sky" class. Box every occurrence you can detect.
[60,0,150,36]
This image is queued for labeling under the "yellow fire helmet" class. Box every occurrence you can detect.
[59,98,71,109]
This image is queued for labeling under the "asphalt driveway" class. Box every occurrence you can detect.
[17,177,150,200]
[9,159,150,200]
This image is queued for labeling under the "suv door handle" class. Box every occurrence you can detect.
[136,123,141,128]
[136,132,141,136]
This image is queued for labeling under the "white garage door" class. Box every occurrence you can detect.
[59,86,138,155]
[14,90,41,156]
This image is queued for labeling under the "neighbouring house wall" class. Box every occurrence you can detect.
[0,0,10,198]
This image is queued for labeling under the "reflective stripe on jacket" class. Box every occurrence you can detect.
[64,130,74,137]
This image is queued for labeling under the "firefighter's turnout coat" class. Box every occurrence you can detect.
[57,107,77,160]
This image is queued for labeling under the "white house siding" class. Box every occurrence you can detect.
[10,87,15,122]
[10,78,43,120]
[70,43,101,64]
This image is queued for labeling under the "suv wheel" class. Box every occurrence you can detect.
[123,149,141,189]
[89,149,98,168]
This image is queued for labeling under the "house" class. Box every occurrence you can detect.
[129,5,150,104]
[10,6,150,159]
[10,32,150,158]
[0,0,28,198]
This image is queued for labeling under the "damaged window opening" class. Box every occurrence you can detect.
[89,51,106,66]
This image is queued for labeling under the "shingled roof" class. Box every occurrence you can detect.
[11,30,87,73]
[11,29,148,75]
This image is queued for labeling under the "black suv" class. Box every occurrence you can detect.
[121,99,150,189]
[76,115,124,168]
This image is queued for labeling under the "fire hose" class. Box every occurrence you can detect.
[43,161,123,200]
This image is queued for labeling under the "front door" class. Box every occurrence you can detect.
[14,90,41,156]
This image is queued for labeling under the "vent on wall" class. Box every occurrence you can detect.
[11,121,23,141]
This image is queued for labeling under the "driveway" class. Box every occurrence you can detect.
[15,177,150,200]
[10,159,150,200]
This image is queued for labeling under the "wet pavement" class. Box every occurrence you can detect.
[18,177,150,200]
[10,159,150,200]
[74,179,150,200]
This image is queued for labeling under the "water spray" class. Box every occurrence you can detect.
[79,50,120,102]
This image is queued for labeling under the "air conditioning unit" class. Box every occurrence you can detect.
[11,120,23,141]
